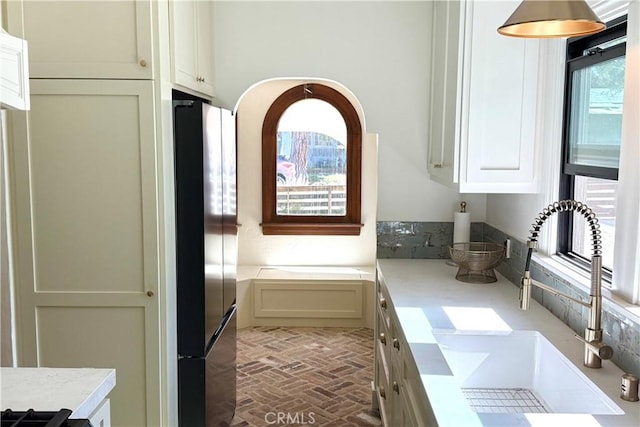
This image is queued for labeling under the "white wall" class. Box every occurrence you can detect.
[213,1,487,227]
[486,194,548,242]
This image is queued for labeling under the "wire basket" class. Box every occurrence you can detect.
[449,242,506,283]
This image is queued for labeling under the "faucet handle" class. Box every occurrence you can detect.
[519,273,532,310]
[574,334,614,360]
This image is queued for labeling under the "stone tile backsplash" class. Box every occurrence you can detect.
[377,221,640,378]
[376,221,483,259]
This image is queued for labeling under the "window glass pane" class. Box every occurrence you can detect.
[275,99,347,216]
[568,55,624,169]
[571,176,616,269]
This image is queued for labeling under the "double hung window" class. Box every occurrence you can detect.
[559,16,627,277]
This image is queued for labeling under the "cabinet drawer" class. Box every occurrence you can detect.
[388,312,403,365]
[376,304,391,371]
[377,283,392,330]
[403,352,438,426]
[376,303,390,339]
[375,343,391,427]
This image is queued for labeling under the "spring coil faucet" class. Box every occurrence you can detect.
[520,200,613,368]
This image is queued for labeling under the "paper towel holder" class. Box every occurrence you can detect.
[453,201,471,244]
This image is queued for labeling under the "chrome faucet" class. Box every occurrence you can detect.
[519,200,613,368]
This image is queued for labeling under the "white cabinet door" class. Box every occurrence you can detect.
[170,0,198,89]
[195,0,215,96]
[5,0,153,79]
[170,0,214,97]
[7,79,161,427]
[428,0,463,187]
[0,30,30,110]
[459,0,540,193]
[428,0,541,193]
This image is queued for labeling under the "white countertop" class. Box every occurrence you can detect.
[0,367,115,419]
[377,259,640,427]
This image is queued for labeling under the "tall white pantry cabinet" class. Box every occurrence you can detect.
[4,1,214,425]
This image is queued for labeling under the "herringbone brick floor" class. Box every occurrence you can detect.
[230,327,381,427]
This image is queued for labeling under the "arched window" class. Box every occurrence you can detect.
[261,83,362,235]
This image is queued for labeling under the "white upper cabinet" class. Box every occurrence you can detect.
[5,0,153,79]
[0,30,30,110]
[428,0,542,193]
[170,0,215,97]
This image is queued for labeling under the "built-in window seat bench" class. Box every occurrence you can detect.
[236,265,375,329]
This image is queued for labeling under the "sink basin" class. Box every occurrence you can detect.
[432,330,623,415]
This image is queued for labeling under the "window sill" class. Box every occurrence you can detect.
[532,253,640,325]
[261,222,363,236]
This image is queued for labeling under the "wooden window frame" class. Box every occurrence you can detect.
[261,84,362,235]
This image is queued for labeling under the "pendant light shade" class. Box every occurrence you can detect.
[498,0,605,38]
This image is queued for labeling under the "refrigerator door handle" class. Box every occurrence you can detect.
[173,100,195,108]
[208,303,237,352]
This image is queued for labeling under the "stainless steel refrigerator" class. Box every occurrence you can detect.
[173,93,237,426]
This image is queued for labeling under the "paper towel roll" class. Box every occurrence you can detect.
[453,211,471,243]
